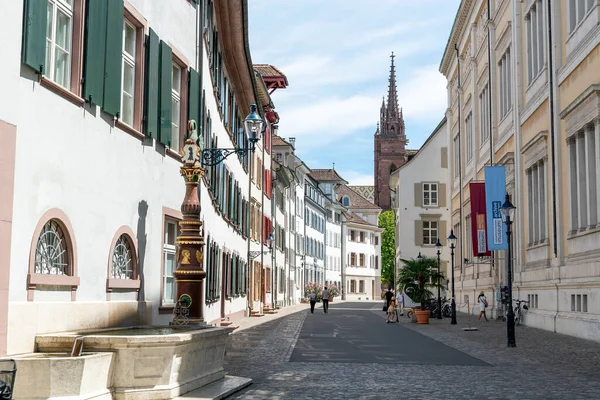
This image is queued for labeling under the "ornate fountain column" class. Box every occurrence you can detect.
[173,121,206,324]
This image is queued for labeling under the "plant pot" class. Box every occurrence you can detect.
[415,309,430,324]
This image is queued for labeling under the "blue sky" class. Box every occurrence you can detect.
[248,0,461,185]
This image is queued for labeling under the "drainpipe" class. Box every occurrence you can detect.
[455,43,464,288]
[341,219,346,300]
[546,0,558,259]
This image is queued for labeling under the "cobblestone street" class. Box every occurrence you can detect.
[224,302,600,399]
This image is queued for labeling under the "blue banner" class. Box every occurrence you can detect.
[484,166,507,250]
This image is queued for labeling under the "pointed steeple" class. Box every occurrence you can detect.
[386,52,400,122]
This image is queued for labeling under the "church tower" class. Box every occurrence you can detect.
[374,52,408,210]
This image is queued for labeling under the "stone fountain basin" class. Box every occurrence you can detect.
[11,352,113,400]
[35,325,235,400]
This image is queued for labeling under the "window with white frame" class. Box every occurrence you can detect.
[121,20,136,126]
[498,47,512,119]
[479,84,490,144]
[423,220,439,245]
[527,160,548,245]
[359,280,365,293]
[453,135,460,178]
[465,112,473,162]
[45,0,73,88]
[171,63,181,150]
[423,183,438,207]
[567,122,598,233]
[163,219,178,305]
[526,0,545,84]
[568,0,595,33]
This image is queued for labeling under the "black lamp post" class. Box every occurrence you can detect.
[448,230,457,325]
[500,193,517,348]
[417,252,422,259]
[435,238,443,319]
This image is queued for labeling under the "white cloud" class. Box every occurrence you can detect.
[342,171,374,186]
[397,65,448,119]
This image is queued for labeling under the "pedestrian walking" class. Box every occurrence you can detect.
[322,287,329,313]
[396,290,404,317]
[385,289,393,310]
[478,291,488,321]
[309,292,317,313]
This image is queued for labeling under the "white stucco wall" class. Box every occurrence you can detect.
[6,0,252,354]
[395,121,450,276]
[344,223,381,301]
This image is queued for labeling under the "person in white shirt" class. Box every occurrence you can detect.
[478,291,488,321]
[396,291,404,317]
[322,287,329,314]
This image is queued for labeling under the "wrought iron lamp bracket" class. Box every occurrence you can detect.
[201,147,248,167]
[249,250,271,260]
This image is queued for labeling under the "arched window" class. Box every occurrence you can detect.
[342,196,350,207]
[28,209,79,301]
[107,226,140,295]
[111,235,135,279]
[35,219,70,276]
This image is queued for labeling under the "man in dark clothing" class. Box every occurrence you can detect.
[385,289,393,310]
[309,292,316,313]
[322,287,329,313]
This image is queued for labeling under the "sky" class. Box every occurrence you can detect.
[248,0,461,186]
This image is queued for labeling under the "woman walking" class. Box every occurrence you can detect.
[478,291,488,321]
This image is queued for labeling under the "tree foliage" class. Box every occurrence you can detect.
[378,210,395,287]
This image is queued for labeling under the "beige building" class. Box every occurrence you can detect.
[440,0,600,340]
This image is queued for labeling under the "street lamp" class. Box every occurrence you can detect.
[500,193,516,348]
[249,232,273,260]
[184,104,263,319]
[447,230,457,325]
[435,238,443,319]
[417,252,422,259]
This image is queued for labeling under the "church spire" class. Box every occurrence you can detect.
[386,52,400,122]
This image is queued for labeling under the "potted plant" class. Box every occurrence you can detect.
[304,282,322,302]
[397,256,444,324]
[326,284,339,302]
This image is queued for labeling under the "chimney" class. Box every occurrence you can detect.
[289,137,296,148]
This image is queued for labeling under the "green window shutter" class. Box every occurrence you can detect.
[83,0,108,105]
[102,0,124,116]
[22,0,47,73]
[143,28,159,138]
[158,40,172,146]
[188,68,201,130]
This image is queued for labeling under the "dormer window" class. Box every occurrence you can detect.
[342,196,350,207]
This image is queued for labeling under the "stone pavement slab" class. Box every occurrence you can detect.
[176,376,252,400]
[224,302,600,399]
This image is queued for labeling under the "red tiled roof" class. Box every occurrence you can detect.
[337,185,380,209]
[272,135,290,147]
[342,210,378,227]
[254,64,288,83]
[309,169,347,183]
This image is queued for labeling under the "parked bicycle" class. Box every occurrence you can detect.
[514,299,529,326]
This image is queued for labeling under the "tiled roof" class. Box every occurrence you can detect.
[309,169,347,183]
[337,185,380,209]
[342,210,378,227]
[254,64,288,82]
[406,149,419,155]
[272,135,290,147]
[349,185,375,203]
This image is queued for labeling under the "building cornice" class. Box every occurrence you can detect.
[440,0,474,76]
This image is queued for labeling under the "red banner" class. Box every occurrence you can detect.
[469,183,491,257]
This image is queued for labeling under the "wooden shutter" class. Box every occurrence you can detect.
[415,220,424,246]
[439,220,447,246]
[414,183,422,207]
[438,183,447,207]
[83,0,108,105]
[188,68,201,129]
[158,40,172,146]
[22,0,47,73]
[144,29,160,138]
[102,0,124,116]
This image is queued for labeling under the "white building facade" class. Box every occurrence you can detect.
[390,118,451,283]
[0,0,268,355]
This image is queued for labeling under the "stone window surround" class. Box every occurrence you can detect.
[165,45,190,161]
[560,85,600,236]
[106,225,141,300]
[27,208,80,302]
[566,0,599,57]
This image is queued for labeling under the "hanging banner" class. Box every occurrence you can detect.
[469,183,491,257]
[484,166,508,250]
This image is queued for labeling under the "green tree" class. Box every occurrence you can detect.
[378,210,395,287]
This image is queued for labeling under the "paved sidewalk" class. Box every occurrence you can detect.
[224,301,600,399]
[232,301,318,333]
